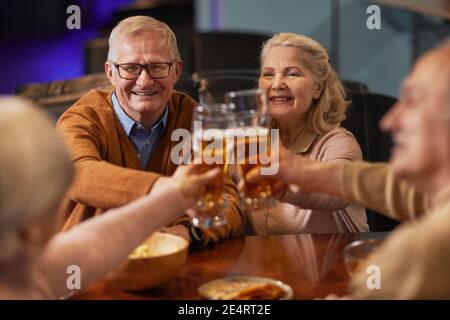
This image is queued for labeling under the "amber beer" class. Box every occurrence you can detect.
[345,259,367,277]
[193,127,274,213]
[232,127,274,209]
[343,239,381,277]
[193,130,229,214]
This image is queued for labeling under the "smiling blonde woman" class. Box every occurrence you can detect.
[246,33,368,234]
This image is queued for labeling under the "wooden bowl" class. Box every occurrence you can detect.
[106,232,189,291]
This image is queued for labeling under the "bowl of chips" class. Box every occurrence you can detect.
[106,232,189,291]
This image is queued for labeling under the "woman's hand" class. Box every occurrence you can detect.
[171,165,222,208]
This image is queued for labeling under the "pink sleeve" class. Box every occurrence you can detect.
[283,128,363,211]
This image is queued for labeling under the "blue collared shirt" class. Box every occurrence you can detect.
[112,92,168,169]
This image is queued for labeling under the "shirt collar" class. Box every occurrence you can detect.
[112,92,168,135]
[156,103,168,131]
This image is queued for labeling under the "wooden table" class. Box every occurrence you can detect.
[74,232,388,300]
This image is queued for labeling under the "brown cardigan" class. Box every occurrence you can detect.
[56,89,244,245]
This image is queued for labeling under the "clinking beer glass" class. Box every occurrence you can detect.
[224,89,279,210]
[191,103,234,228]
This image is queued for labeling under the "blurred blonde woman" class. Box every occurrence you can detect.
[0,97,220,299]
[247,33,368,234]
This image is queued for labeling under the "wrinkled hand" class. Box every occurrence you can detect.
[171,164,222,208]
[238,168,286,200]
[241,146,318,200]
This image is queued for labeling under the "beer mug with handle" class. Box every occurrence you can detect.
[191,102,234,228]
[224,88,279,210]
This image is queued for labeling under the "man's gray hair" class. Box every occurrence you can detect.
[107,16,180,61]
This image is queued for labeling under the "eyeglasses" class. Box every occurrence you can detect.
[113,62,174,80]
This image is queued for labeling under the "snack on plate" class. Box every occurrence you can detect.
[199,276,292,300]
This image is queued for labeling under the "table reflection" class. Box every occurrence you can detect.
[74,233,387,300]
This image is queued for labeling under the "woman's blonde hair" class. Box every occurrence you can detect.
[260,33,349,135]
[107,15,180,61]
[0,97,73,261]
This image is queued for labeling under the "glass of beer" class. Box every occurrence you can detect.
[191,103,234,228]
[343,239,382,277]
[224,88,278,210]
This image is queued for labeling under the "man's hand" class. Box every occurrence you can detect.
[242,146,319,197]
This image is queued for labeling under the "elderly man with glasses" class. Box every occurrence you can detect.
[56,16,244,246]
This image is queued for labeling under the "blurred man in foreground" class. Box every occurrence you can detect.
[248,41,450,299]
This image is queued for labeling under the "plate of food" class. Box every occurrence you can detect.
[198,276,293,300]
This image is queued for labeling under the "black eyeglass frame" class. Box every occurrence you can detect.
[112,61,175,80]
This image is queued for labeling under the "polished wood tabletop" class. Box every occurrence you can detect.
[74,232,388,300]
